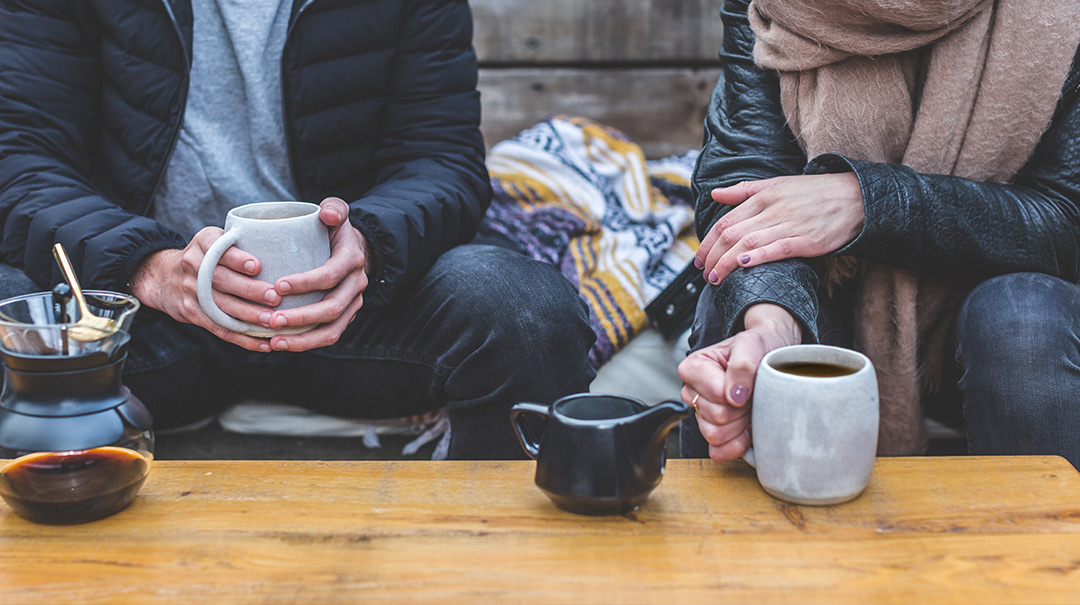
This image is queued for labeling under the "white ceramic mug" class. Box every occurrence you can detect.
[745,344,879,505]
[197,201,331,338]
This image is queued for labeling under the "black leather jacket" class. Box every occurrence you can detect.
[691,0,1080,343]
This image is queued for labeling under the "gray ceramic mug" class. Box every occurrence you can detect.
[746,344,879,505]
[197,201,331,338]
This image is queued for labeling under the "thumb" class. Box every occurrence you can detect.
[724,333,770,407]
[318,197,349,228]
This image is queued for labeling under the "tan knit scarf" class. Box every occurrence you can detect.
[748,0,1080,455]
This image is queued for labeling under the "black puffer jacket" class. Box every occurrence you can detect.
[0,0,489,307]
[693,0,1080,342]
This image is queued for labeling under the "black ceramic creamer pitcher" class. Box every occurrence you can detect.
[511,393,688,515]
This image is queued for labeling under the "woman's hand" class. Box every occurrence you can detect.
[130,227,277,352]
[678,303,801,462]
[694,173,864,285]
[263,197,370,352]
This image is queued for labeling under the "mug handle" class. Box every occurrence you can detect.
[196,230,259,334]
[509,402,549,459]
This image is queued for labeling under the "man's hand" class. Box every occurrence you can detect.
[263,197,370,352]
[678,303,801,462]
[694,173,864,285]
[130,228,280,352]
[131,197,369,352]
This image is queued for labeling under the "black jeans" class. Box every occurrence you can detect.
[954,273,1080,466]
[0,244,597,459]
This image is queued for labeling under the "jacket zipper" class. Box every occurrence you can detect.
[281,0,318,196]
[144,0,192,216]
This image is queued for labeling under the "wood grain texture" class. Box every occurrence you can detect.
[472,0,725,64]
[1,457,1079,604]
[471,0,724,156]
[479,67,721,158]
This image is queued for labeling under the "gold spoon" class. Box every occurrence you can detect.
[52,243,118,341]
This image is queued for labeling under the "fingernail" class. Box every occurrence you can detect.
[258,343,271,353]
[730,384,749,404]
[708,270,719,284]
[278,281,292,294]
[264,289,277,304]
[694,257,703,269]
[244,260,257,274]
[259,311,271,326]
[273,314,287,328]
[275,339,288,351]
[739,254,751,265]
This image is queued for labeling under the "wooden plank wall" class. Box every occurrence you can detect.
[472,0,724,158]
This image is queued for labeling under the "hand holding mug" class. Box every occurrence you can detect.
[196,198,370,352]
[129,226,282,353]
[260,197,370,352]
[196,201,332,338]
[678,303,802,462]
[132,198,368,353]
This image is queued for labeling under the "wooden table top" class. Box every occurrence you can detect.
[1,456,1079,604]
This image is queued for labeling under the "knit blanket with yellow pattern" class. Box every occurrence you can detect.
[478,116,699,367]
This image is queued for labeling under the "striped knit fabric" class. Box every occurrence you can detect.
[478,116,699,367]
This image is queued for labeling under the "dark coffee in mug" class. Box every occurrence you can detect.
[774,362,858,378]
[751,344,879,505]
[0,446,151,524]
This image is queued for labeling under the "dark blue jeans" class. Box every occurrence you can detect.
[955,273,1080,466]
[0,244,596,459]
[682,273,1080,468]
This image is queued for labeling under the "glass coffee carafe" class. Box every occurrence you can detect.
[0,289,153,524]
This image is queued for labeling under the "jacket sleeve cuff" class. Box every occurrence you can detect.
[115,239,183,294]
[115,238,185,329]
[348,207,387,301]
[710,260,820,343]
[805,153,894,260]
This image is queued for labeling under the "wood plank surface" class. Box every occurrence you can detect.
[1,457,1079,604]
[472,0,724,64]
[479,67,721,157]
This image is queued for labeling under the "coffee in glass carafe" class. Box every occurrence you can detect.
[0,289,153,524]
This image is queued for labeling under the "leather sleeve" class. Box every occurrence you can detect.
[815,45,1080,283]
[692,0,819,343]
[347,0,491,307]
